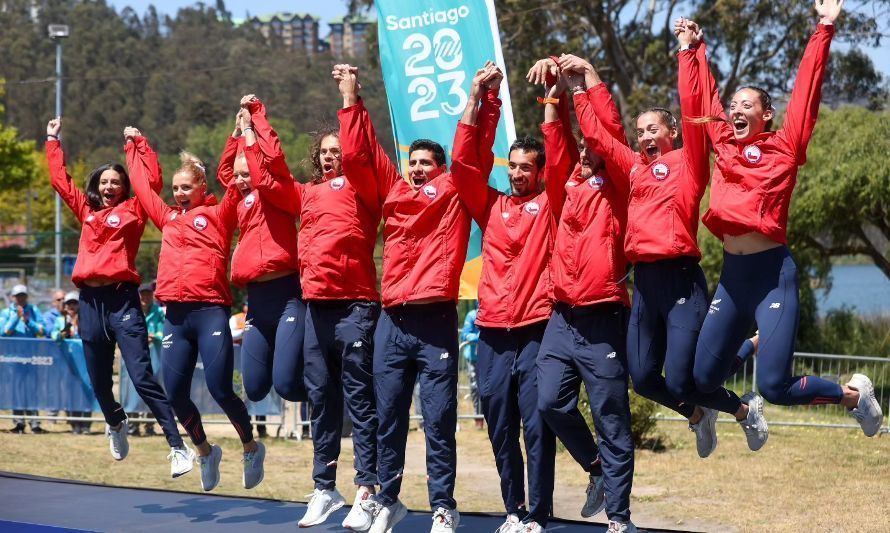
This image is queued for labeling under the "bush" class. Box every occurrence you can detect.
[798,307,890,357]
[577,386,661,449]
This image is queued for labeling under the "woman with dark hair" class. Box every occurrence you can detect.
[46,118,193,477]
[689,0,882,437]
[127,130,265,492]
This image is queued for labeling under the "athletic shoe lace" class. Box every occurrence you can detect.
[242,448,257,465]
[359,498,382,516]
[607,520,625,533]
[433,508,454,527]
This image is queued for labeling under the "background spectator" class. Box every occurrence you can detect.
[461,305,483,429]
[52,291,92,434]
[1,284,46,434]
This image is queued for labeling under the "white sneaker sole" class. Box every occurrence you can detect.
[698,408,719,458]
[171,463,193,478]
[851,374,883,437]
[299,498,346,528]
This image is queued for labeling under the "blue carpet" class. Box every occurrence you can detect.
[0,471,688,532]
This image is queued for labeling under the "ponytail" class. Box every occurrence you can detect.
[689,85,775,131]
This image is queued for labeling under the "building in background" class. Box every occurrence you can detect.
[249,12,322,55]
[327,14,372,58]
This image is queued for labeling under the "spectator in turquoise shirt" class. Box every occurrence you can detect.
[1,284,46,434]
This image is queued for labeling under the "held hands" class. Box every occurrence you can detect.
[674,17,703,48]
[46,117,61,138]
[123,126,142,142]
[332,64,360,106]
[526,57,558,86]
[815,0,844,25]
[237,108,252,133]
[470,61,503,100]
[558,54,595,92]
[240,94,258,108]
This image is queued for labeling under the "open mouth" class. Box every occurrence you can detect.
[102,192,117,203]
[178,200,190,210]
[322,163,334,173]
[412,175,427,187]
[733,118,749,133]
[644,145,659,158]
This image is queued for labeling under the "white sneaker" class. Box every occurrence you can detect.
[242,441,265,489]
[739,392,769,451]
[167,445,195,478]
[580,472,605,517]
[298,488,346,528]
[847,373,884,437]
[607,520,638,533]
[198,444,222,491]
[430,507,459,533]
[342,487,375,531]
[689,407,718,458]
[521,520,545,533]
[366,497,407,533]
[106,421,129,461]
[496,513,522,533]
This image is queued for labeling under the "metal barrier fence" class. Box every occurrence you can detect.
[653,351,890,433]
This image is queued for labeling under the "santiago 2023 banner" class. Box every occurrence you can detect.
[376,0,516,299]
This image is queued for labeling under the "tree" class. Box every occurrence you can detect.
[791,106,890,280]
[0,80,38,191]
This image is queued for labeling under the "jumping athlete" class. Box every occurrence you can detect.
[688,0,882,437]
[127,133,265,492]
[557,32,768,457]
[216,99,306,403]
[46,118,193,477]
[292,75,383,529]
[530,58,636,533]
[336,64,466,533]
[450,61,571,533]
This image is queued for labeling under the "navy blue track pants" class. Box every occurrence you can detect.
[537,302,633,523]
[477,322,555,526]
[162,302,253,445]
[79,283,182,448]
[628,258,743,416]
[374,302,458,511]
[241,273,307,402]
[695,246,843,405]
[303,299,379,490]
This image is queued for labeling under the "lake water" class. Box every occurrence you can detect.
[816,265,890,317]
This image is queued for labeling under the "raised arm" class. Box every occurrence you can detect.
[335,64,401,201]
[126,135,172,230]
[570,82,637,180]
[216,114,243,188]
[215,179,242,235]
[243,96,295,180]
[243,138,302,216]
[675,19,711,191]
[694,41,734,146]
[45,118,89,222]
[477,64,503,179]
[541,79,574,219]
[780,16,836,164]
[126,131,163,194]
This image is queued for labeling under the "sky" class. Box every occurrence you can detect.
[107,0,889,75]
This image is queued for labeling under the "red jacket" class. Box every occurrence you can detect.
[574,53,711,264]
[216,100,299,287]
[699,24,834,244]
[451,92,573,328]
[551,84,631,307]
[48,138,162,287]
[340,100,470,307]
[127,139,239,305]
[298,173,381,302]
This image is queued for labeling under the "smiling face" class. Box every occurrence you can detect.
[729,87,774,142]
[508,149,541,197]
[407,149,446,189]
[172,171,206,211]
[635,111,677,163]
[319,135,342,180]
[98,168,126,207]
[233,153,252,195]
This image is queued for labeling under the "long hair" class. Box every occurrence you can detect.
[308,128,341,180]
[85,163,130,210]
